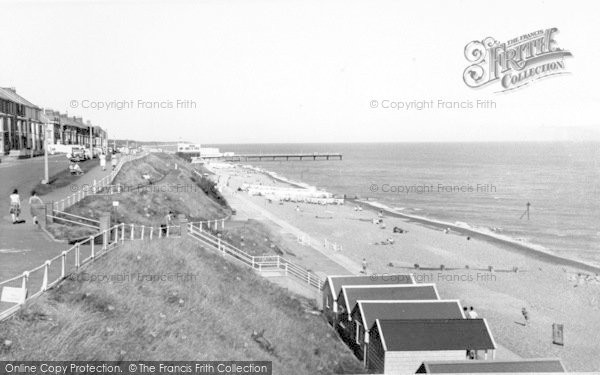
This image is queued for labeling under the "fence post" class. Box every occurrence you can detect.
[103,230,108,250]
[121,223,125,243]
[114,226,118,243]
[252,257,255,269]
[285,264,289,276]
[75,244,81,268]
[199,221,203,232]
[159,226,162,238]
[130,224,134,240]
[90,235,95,259]
[221,219,225,229]
[42,261,50,291]
[20,272,29,304]
[141,225,145,240]
[217,238,222,253]
[166,226,170,238]
[307,272,311,285]
[150,227,153,240]
[214,220,218,231]
[277,256,280,269]
[61,251,67,278]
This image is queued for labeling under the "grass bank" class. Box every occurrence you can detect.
[0,238,362,374]
[46,153,231,241]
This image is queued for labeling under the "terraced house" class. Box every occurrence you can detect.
[0,87,44,157]
[0,88,108,159]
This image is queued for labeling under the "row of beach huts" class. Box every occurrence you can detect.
[320,274,566,374]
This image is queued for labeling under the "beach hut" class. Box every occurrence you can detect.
[321,274,415,325]
[416,358,566,373]
[366,319,496,374]
[336,284,439,339]
[349,300,465,362]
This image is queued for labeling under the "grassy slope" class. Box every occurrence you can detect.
[0,238,363,374]
[47,153,231,241]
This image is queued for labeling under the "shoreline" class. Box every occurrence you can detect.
[352,199,600,275]
[231,162,600,275]
[211,161,600,371]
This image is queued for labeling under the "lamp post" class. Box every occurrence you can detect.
[89,123,93,158]
[41,113,49,184]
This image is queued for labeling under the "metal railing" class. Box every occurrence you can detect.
[188,222,322,289]
[0,222,180,322]
[46,210,101,230]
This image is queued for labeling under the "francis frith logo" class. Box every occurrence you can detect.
[463,28,572,92]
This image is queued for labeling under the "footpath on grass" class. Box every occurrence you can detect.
[0,158,113,283]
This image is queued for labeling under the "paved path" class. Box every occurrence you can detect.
[0,155,111,283]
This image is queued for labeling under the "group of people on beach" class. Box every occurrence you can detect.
[8,189,44,225]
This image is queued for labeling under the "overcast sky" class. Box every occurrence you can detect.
[1,0,599,143]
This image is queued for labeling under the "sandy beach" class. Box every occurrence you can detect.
[209,162,600,372]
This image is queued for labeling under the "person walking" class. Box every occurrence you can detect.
[100,153,107,171]
[468,306,479,319]
[161,211,173,236]
[521,307,529,326]
[9,189,22,224]
[361,258,368,274]
[111,154,118,171]
[28,191,44,226]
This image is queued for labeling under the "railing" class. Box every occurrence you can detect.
[52,152,147,212]
[188,222,322,289]
[47,210,101,230]
[0,221,179,322]
[188,219,226,231]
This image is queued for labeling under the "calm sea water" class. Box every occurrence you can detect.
[212,142,600,266]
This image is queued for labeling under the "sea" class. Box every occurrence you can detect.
[212,142,600,267]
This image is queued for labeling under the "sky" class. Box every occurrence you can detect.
[1,0,599,143]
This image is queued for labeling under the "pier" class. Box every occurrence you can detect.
[223,153,343,162]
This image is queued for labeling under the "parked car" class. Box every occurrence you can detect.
[68,146,86,162]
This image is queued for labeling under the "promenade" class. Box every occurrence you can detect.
[0,155,112,282]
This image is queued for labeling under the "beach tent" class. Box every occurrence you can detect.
[349,300,465,362]
[415,358,566,373]
[336,284,439,339]
[321,274,414,325]
[366,319,496,374]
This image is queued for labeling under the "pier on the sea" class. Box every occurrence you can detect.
[224,153,343,162]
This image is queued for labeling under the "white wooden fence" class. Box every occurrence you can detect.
[188,222,323,289]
